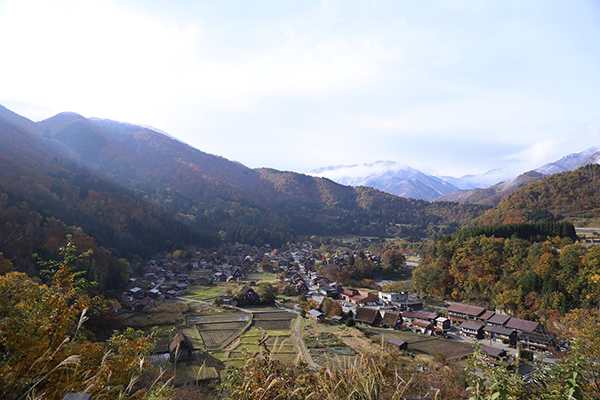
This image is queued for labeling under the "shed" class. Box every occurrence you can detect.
[387,338,408,350]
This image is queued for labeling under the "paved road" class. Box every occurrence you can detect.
[294,316,319,370]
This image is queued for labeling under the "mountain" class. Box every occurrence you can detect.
[310,161,459,201]
[536,147,599,175]
[434,147,600,206]
[0,105,221,289]
[434,170,546,206]
[476,164,600,226]
[439,168,509,190]
[33,111,488,242]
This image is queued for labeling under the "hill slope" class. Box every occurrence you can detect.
[35,111,488,241]
[476,164,600,226]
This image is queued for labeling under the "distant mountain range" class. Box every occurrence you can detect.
[312,147,600,203]
[310,161,459,201]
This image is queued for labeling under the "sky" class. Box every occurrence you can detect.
[1,0,600,179]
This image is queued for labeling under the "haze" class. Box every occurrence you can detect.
[1,0,600,178]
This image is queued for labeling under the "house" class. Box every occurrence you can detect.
[308,309,325,323]
[213,272,227,282]
[320,284,340,299]
[173,283,188,294]
[133,296,154,311]
[518,331,556,352]
[460,321,485,339]
[342,288,360,301]
[413,311,438,322]
[229,267,242,281]
[412,319,434,334]
[379,291,405,304]
[481,346,507,360]
[387,338,408,351]
[483,325,517,346]
[380,311,402,329]
[236,285,260,304]
[354,307,382,326]
[447,303,486,324]
[128,287,145,299]
[197,277,209,286]
[435,317,451,331]
[169,331,194,362]
[349,291,379,305]
[332,315,343,324]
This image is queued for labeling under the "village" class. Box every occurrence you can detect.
[113,240,560,385]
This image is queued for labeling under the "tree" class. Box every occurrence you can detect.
[0,240,155,400]
[258,282,277,304]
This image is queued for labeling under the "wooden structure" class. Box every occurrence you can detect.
[169,331,194,362]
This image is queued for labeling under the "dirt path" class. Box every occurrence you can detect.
[294,317,319,370]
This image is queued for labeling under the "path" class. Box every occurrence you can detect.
[294,316,319,370]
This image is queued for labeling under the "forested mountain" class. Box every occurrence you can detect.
[434,170,546,206]
[0,104,489,283]
[0,106,219,289]
[33,109,488,240]
[434,148,599,206]
[477,164,600,226]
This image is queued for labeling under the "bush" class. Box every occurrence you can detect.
[346,318,356,327]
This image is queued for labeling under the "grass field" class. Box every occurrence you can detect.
[185,284,242,301]
[247,272,278,281]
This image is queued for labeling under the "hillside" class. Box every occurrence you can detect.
[476,164,600,226]
[0,105,219,284]
[434,171,546,206]
[34,110,488,241]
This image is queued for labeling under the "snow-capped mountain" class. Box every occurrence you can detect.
[310,161,459,201]
[535,147,599,175]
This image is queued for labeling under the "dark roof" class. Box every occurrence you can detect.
[487,313,511,326]
[354,307,381,324]
[484,325,515,336]
[381,311,401,326]
[479,310,496,320]
[400,311,417,319]
[448,303,486,317]
[139,296,153,306]
[518,331,554,345]
[460,321,484,331]
[482,346,506,358]
[387,338,407,348]
[505,317,539,332]
[169,331,194,353]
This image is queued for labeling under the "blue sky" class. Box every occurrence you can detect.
[1,0,600,178]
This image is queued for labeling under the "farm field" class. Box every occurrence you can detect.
[362,326,474,360]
